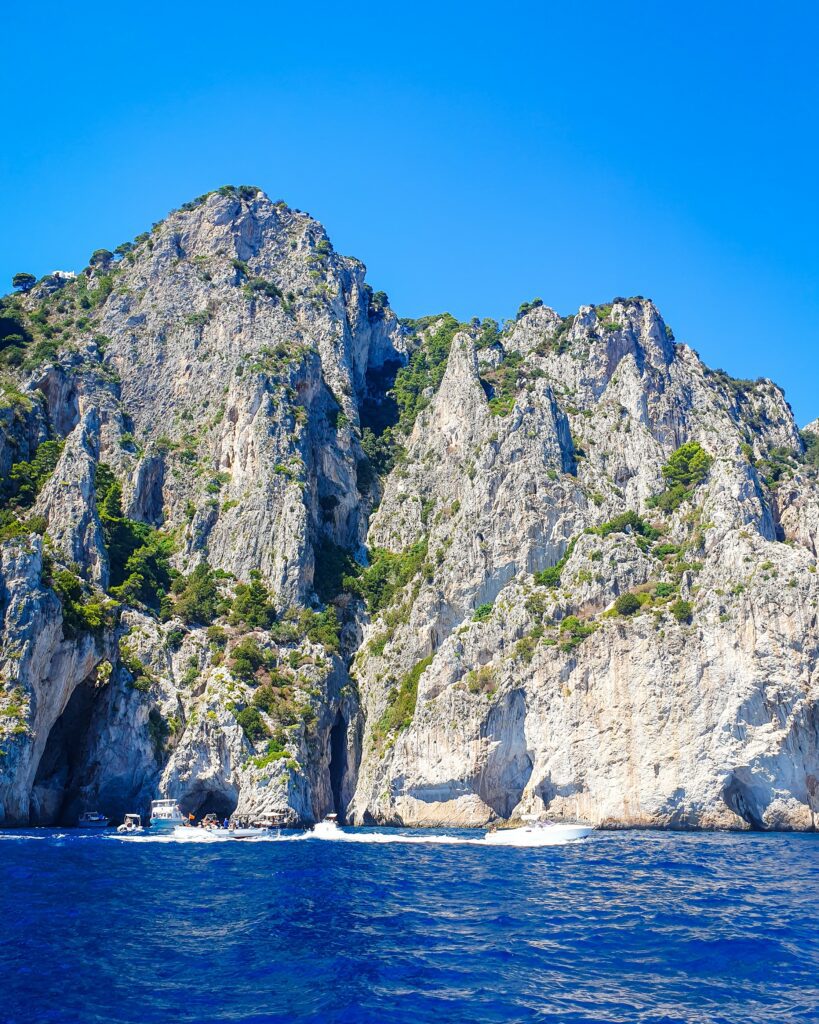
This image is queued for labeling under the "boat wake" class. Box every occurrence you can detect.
[134,820,592,847]
[2,823,594,848]
[112,831,588,847]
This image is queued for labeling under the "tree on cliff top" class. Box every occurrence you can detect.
[12,273,36,292]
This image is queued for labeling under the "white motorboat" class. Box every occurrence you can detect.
[170,823,269,841]
[149,798,184,831]
[117,813,144,834]
[309,813,341,839]
[483,817,594,846]
[229,827,269,839]
[77,811,110,829]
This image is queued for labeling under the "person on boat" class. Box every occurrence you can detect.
[223,817,229,829]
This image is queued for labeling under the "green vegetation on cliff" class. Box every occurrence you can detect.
[95,465,173,613]
[374,655,433,746]
[649,442,713,512]
[393,315,462,432]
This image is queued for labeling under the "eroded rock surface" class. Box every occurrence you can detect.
[0,190,817,830]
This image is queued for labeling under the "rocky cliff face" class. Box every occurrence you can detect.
[1,187,817,830]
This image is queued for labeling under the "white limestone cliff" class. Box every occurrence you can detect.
[0,191,817,832]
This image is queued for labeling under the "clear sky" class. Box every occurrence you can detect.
[2,1,817,423]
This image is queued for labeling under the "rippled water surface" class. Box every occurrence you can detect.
[0,828,817,1023]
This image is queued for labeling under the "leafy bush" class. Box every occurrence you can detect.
[516,298,543,319]
[200,630,225,656]
[472,602,494,622]
[474,318,501,349]
[534,538,577,589]
[51,569,116,638]
[357,538,429,613]
[671,599,693,623]
[653,543,680,558]
[1,440,64,510]
[360,426,400,479]
[164,628,186,650]
[300,607,341,652]
[230,570,276,628]
[251,735,291,770]
[466,665,497,695]
[243,277,282,301]
[229,637,268,681]
[614,593,641,616]
[235,706,268,741]
[800,430,819,469]
[252,682,288,716]
[588,510,660,541]
[0,508,47,544]
[649,442,713,512]
[559,615,597,651]
[171,561,223,625]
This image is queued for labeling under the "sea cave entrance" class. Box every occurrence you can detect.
[181,789,238,822]
[31,679,102,825]
[329,711,348,822]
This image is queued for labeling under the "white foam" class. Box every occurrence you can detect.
[278,828,586,848]
[1,826,589,848]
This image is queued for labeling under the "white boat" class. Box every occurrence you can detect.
[483,817,594,846]
[309,814,342,839]
[170,824,269,841]
[149,798,184,831]
[77,811,110,828]
[117,813,144,834]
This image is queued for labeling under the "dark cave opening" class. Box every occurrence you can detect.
[360,360,402,435]
[329,711,348,822]
[182,790,238,821]
[32,681,102,825]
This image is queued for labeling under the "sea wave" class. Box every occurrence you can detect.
[1,828,816,1022]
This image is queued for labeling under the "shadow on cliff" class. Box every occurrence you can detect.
[31,679,103,825]
[477,689,534,818]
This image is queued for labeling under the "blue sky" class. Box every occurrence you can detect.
[2,1,817,422]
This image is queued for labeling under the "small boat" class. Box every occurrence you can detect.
[77,811,110,829]
[171,824,225,842]
[117,813,144,834]
[228,827,270,839]
[309,813,341,839]
[483,816,594,846]
[149,798,184,831]
[170,817,269,841]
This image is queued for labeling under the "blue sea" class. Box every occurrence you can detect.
[0,827,817,1024]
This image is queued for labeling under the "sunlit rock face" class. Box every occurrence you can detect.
[0,190,817,830]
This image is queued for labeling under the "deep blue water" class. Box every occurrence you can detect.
[0,828,817,1024]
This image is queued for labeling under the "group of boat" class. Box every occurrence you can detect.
[76,802,596,846]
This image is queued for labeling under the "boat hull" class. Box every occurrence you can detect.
[171,826,269,841]
[483,823,594,846]
[150,818,184,832]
